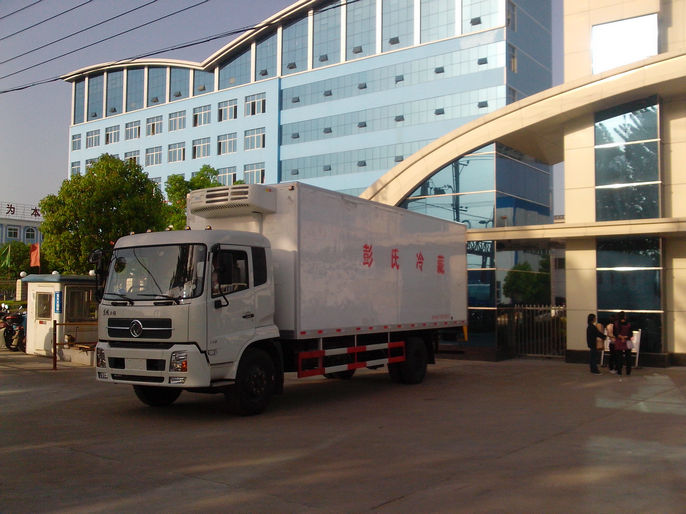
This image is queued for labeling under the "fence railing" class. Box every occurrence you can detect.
[52,320,98,370]
[497,305,566,358]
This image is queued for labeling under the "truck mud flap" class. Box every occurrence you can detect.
[297,341,405,378]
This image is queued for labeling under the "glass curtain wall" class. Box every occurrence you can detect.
[106,70,123,116]
[596,237,662,353]
[313,1,341,68]
[594,97,660,221]
[400,142,552,348]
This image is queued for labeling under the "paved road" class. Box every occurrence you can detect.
[2,348,686,513]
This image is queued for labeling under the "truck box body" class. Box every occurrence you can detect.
[188,182,467,339]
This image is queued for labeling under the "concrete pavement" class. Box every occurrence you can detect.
[2,347,686,513]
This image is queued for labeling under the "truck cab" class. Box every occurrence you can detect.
[95,229,279,405]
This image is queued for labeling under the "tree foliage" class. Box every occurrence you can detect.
[165,164,221,229]
[0,241,30,279]
[39,154,167,274]
[502,257,551,305]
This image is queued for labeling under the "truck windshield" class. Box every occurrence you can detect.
[104,244,207,302]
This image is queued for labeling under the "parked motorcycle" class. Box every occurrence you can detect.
[2,308,26,353]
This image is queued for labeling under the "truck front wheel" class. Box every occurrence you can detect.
[388,337,428,384]
[133,385,181,407]
[227,348,275,415]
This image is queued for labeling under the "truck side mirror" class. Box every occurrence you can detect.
[88,249,106,302]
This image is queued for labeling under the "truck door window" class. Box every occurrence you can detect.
[212,250,249,296]
[252,246,267,287]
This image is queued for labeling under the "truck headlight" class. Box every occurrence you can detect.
[170,351,188,372]
[96,348,106,368]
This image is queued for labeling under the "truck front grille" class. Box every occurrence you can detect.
[107,318,172,339]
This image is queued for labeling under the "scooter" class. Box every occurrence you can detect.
[2,308,26,353]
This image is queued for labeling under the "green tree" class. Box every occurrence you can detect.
[39,154,166,274]
[502,257,551,305]
[165,164,221,229]
[0,241,30,279]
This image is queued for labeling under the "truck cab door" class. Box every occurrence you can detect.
[206,245,255,367]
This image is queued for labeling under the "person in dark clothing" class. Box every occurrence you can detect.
[586,313,605,374]
[614,311,633,376]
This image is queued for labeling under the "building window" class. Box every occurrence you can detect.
[147,67,166,107]
[217,166,237,185]
[168,110,186,131]
[126,67,144,111]
[168,142,186,163]
[217,133,237,155]
[106,70,123,115]
[25,227,37,243]
[255,32,277,80]
[346,0,375,60]
[382,0,413,52]
[596,237,662,352]
[244,162,265,184]
[592,14,658,74]
[7,226,19,240]
[150,177,162,189]
[70,161,81,176]
[218,99,238,121]
[125,120,141,140]
[192,137,211,159]
[73,79,85,124]
[146,115,163,136]
[85,158,97,170]
[145,146,162,166]
[594,97,659,221]
[87,73,103,120]
[71,134,81,151]
[420,0,455,43]
[86,130,100,148]
[169,67,189,101]
[124,150,140,165]
[218,48,251,89]
[313,1,341,68]
[193,70,214,95]
[105,125,120,144]
[193,105,211,127]
[506,1,516,31]
[245,93,266,116]
[282,17,308,75]
[507,44,517,72]
[244,128,266,150]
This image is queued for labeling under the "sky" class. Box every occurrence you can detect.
[0,0,563,211]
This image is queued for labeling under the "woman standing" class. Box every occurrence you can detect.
[614,311,633,376]
[586,313,605,374]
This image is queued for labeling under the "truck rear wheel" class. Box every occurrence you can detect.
[133,385,181,407]
[227,348,275,416]
[388,337,428,384]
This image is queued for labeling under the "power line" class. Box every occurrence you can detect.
[0,0,208,82]
[0,0,357,95]
[0,0,43,21]
[0,0,159,66]
[0,0,93,42]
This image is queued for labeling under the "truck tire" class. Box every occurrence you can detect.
[227,348,275,416]
[133,385,181,407]
[388,337,428,384]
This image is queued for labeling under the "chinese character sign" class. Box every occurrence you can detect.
[362,244,374,267]
[1,201,43,221]
[416,251,424,271]
[6,203,15,215]
[391,248,400,270]
[437,255,445,274]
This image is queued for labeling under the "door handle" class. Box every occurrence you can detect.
[242,312,255,319]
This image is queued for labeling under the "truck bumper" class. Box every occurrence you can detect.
[95,342,212,388]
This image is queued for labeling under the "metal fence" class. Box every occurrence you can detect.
[497,305,566,358]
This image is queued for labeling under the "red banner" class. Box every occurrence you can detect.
[30,243,40,267]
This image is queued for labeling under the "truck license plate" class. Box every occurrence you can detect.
[127,358,146,370]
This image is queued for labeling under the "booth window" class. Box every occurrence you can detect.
[66,287,97,322]
[35,293,52,320]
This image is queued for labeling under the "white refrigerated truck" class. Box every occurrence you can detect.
[94,182,467,414]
